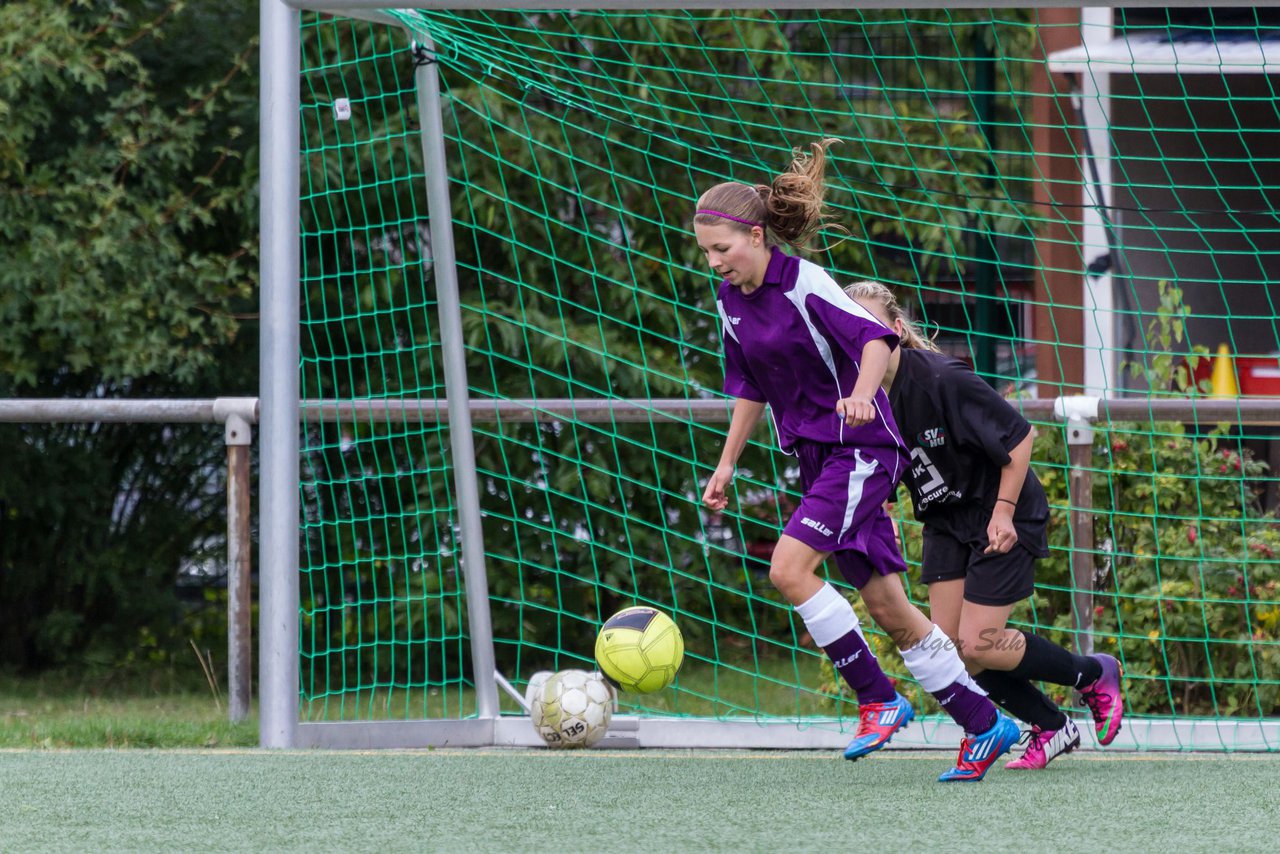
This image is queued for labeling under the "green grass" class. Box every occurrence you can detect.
[3,672,1277,851]
[0,673,257,749]
[0,748,1275,853]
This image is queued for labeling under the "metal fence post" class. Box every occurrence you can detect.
[1058,396,1098,657]
[224,412,254,723]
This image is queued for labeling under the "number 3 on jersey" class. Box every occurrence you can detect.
[910,446,945,494]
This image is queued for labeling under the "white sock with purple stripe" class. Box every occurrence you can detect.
[900,625,998,735]
[796,584,895,705]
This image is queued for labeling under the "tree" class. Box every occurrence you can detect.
[0,1,258,670]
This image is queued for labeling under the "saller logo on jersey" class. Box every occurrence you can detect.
[918,427,946,448]
[800,517,834,537]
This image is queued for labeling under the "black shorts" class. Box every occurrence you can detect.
[919,528,1036,606]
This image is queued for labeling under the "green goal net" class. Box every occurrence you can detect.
[296,8,1280,749]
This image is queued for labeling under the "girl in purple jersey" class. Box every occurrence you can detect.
[695,140,1018,781]
[848,280,1126,769]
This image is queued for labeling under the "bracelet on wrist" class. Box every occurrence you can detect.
[996,497,1017,507]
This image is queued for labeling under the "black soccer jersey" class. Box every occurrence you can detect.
[887,348,1049,555]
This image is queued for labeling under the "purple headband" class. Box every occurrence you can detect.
[696,209,763,228]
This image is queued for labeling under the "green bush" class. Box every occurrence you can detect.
[1030,420,1280,717]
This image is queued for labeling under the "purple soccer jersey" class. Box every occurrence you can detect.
[718,248,906,454]
[717,248,910,585]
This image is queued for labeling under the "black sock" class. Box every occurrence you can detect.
[974,669,1067,731]
[1010,632,1103,688]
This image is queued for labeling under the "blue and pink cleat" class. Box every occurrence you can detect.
[844,693,915,760]
[938,713,1021,782]
[1080,653,1125,746]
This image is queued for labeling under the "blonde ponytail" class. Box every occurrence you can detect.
[843,281,940,352]
[765,138,840,250]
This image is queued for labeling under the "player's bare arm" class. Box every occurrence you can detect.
[703,398,766,510]
[985,432,1034,554]
[837,338,891,427]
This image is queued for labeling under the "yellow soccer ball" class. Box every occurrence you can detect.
[594,606,684,694]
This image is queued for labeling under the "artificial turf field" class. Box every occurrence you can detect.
[1,748,1276,853]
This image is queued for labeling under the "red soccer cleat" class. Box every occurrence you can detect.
[844,693,914,760]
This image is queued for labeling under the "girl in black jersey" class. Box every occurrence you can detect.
[848,281,1126,769]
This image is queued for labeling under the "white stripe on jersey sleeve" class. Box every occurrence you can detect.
[781,265,843,386]
[792,259,889,326]
[783,260,895,382]
[783,260,905,459]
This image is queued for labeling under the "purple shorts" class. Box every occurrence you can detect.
[781,442,909,589]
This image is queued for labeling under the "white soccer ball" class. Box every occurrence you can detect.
[529,669,613,749]
[525,670,554,710]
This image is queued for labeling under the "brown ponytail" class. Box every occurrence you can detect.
[765,138,839,250]
[693,138,844,252]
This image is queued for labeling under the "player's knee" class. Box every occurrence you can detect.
[861,595,894,629]
[859,578,913,631]
[957,630,998,668]
[956,643,985,668]
[768,560,806,598]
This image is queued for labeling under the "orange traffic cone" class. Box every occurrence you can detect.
[1210,343,1238,398]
